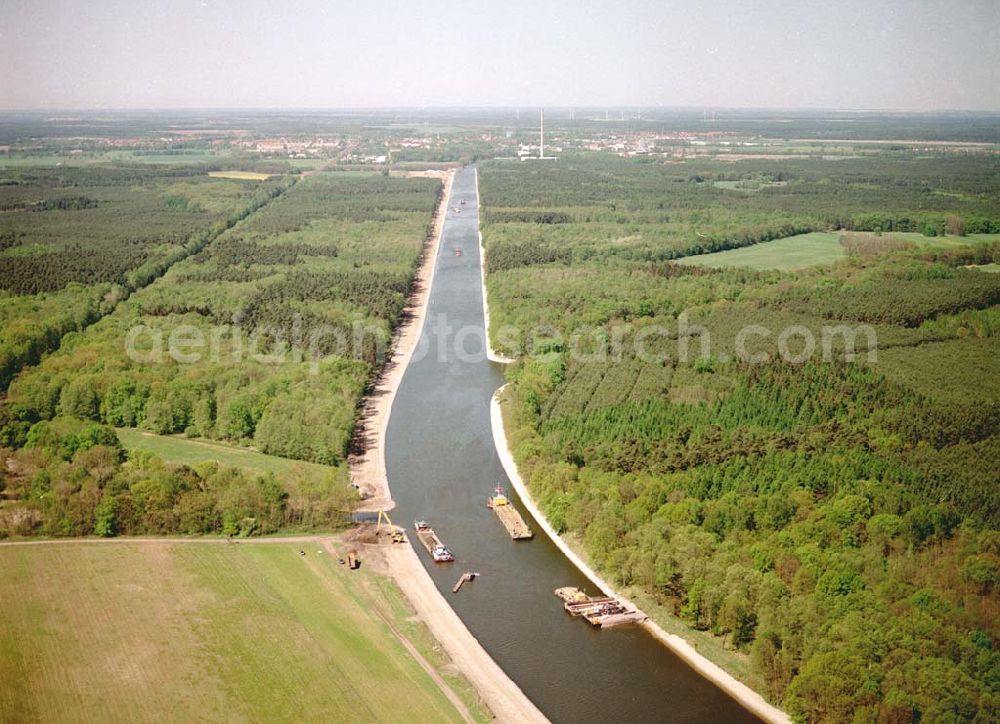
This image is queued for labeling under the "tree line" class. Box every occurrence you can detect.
[0,416,355,539]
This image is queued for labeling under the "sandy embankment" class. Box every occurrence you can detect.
[474,167,515,364]
[348,169,547,723]
[350,170,453,512]
[490,390,790,724]
[381,542,546,723]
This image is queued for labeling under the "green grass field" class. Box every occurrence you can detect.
[115,428,337,477]
[288,158,334,170]
[0,542,483,722]
[676,232,844,270]
[675,231,1000,271]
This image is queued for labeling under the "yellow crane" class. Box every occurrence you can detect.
[375,510,404,543]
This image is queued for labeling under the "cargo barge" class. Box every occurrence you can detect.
[486,485,533,540]
[554,587,648,628]
[414,520,455,562]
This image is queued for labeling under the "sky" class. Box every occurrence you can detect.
[1,0,998,111]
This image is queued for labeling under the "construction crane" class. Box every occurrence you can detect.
[376,510,404,543]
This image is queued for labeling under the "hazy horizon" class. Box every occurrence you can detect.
[2,0,999,112]
[3,106,1000,115]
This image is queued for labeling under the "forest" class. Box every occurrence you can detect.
[0,165,290,390]
[479,154,1000,353]
[482,153,1000,722]
[0,416,352,537]
[0,170,442,537]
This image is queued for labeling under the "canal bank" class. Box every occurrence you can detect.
[385,165,760,723]
[351,169,453,513]
[348,167,546,722]
[490,388,790,724]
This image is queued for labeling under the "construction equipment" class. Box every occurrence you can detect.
[376,510,405,543]
[453,571,479,593]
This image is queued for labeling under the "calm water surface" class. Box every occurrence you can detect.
[385,166,758,723]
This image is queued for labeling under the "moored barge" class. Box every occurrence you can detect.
[555,587,648,628]
[414,520,455,562]
[486,485,533,540]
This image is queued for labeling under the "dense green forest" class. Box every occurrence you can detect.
[483,155,1000,722]
[479,154,1000,354]
[0,171,442,537]
[0,165,289,390]
[0,416,352,537]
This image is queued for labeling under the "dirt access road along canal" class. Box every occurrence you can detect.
[385,165,758,723]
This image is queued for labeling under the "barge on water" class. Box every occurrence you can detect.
[554,587,648,628]
[486,485,533,540]
[414,520,455,562]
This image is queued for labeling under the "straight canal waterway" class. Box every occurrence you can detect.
[385,165,759,723]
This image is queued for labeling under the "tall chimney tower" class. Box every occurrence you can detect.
[540,108,545,159]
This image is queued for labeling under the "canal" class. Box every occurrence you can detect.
[385,165,758,723]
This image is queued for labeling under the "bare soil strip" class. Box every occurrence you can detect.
[349,169,454,512]
[380,542,546,722]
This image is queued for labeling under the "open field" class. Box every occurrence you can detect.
[676,232,843,270]
[107,151,224,164]
[287,158,334,171]
[0,541,484,723]
[115,427,336,477]
[0,155,109,168]
[208,170,272,181]
[667,232,1000,271]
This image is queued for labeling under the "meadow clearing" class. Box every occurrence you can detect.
[115,427,335,478]
[208,170,273,181]
[0,541,486,723]
[676,232,1000,271]
[675,232,844,270]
